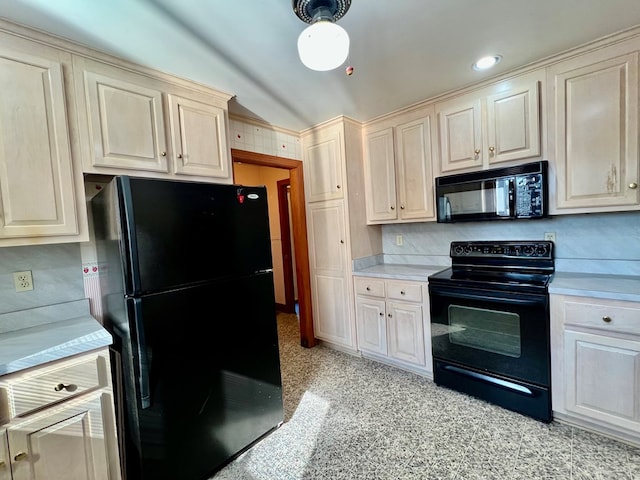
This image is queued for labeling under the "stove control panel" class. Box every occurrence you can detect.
[450,241,553,259]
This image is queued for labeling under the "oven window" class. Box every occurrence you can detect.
[448,305,521,357]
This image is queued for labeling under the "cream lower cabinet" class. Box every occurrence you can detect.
[551,294,640,446]
[354,276,431,376]
[0,31,88,246]
[0,349,122,480]
[73,56,232,183]
[363,108,436,224]
[435,73,542,175]
[307,200,355,349]
[547,43,639,213]
[0,429,9,480]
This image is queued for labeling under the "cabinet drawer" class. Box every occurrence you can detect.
[387,281,422,302]
[354,277,385,297]
[564,300,640,335]
[10,356,106,417]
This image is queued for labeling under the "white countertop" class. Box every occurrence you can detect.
[549,272,640,303]
[353,264,446,282]
[353,263,640,303]
[0,300,112,376]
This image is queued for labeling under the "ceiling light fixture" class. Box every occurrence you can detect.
[293,0,351,71]
[472,55,502,71]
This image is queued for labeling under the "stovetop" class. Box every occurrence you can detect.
[429,241,555,293]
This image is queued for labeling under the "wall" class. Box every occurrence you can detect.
[381,211,640,275]
[229,116,301,159]
[0,243,85,315]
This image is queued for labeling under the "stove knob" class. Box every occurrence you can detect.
[453,245,464,255]
[522,245,534,256]
[535,245,548,256]
[464,245,472,254]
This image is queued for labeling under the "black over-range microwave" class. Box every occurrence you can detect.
[435,160,549,223]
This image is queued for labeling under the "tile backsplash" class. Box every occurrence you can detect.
[381,211,640,275]
[0,243,85,315]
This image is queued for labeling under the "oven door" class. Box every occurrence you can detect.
[429,283,550,387]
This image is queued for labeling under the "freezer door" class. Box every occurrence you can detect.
[119,271,283,480]
[116,177,273,295]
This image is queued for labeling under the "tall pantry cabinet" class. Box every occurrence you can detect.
[301,117,381,351]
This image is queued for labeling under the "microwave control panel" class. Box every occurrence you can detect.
[515,174,545,217]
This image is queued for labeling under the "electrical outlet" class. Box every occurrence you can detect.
[396,235,403,246]
[544,232,556,243]
[13,270,34,292]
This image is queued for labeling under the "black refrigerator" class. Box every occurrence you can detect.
[91,176,284,480]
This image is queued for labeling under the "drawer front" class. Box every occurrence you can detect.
[11,356,106,417]
[354,277,385,297]
[387,281,422,302]
[564,300,640,335]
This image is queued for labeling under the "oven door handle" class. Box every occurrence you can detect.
[442,364,534,397]
[429,285,546,306]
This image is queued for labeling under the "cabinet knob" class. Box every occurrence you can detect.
[0,460,5,468]
[340,239,344,244]
[602,315,612,323]
[400,290,406,295]
[390,206,395,210]
[388,313,392,317]
[379,312,384,316]
[489,146,495,156]
[177,153,183,159]
[400,204,405,210]
[474,149,480,155]
[160,151,167,157]
[630,182,638,189]
[14,452,27,462]
[336,185,341,189]
[366,286,371,291]
[54,383,77,392]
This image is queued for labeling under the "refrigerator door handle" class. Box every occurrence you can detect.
[128,298,152,409]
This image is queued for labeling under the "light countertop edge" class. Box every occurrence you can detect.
[353,264,446,282]
[0,315,112,377]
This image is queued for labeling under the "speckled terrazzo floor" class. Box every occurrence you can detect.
[210,313,640,480]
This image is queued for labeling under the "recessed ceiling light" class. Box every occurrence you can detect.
[472,55,502,71]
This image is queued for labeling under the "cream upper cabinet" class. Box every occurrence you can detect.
[74,56,232,183]
[435,75,542,175]
[168,94,229,179]
[363,127,397,221]
[547,46,639,213]
[302,124,345,202]
[0,37,87,245]
[363,108,436,224]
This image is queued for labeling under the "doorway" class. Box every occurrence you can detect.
[231,148,317,348]
[277,178,296,314]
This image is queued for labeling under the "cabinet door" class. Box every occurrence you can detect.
[363,127,397,222]
[0,48,79,238]
[307,201,353,348]
[436,97,482,173]
[396,116,435,220]
[564,330,640,432]
[355,296,387,355]
[549,52,639,209]
[302,126,345,202]
[387,301,425,366]
[0,429,9,480]
[82,68,169,172]
[486,81,540,165]
[168,94,230,179]
[8,393,116,480]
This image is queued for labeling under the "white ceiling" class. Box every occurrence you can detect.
[2,0,640,132]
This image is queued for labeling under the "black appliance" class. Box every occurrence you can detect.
[435,160,549,223]
[428,241,554,422]
[91,176,284,480]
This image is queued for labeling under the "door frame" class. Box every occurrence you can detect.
[277,178,296,314]
[231,148,317,348]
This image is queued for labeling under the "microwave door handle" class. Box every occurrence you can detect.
[508,178,516,218]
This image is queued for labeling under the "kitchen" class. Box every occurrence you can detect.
[1,0,640,479]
